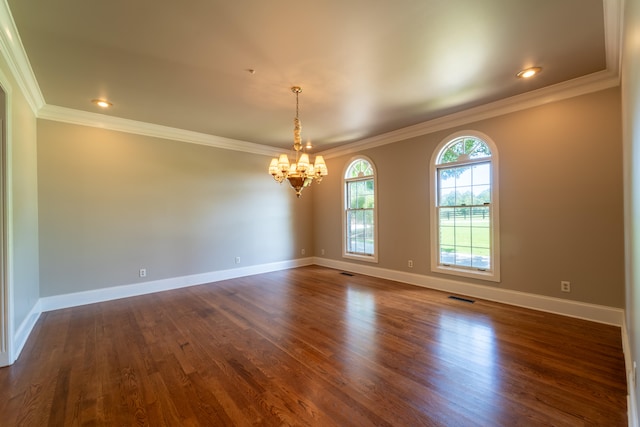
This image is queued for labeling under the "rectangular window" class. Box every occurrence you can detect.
[437,162,491,271]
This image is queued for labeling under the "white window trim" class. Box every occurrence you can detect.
[429,130,500,282]
[342,155,379,263]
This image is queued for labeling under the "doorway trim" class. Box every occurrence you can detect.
[0,71,14,367]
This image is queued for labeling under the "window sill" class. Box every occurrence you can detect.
[432,264,500,282]
[343,253,378,263]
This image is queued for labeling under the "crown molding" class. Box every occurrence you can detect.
[0,0,622,160]
[38,104,282,157]
[37,67,620,161]
[319,0,622,159]
[318,69,620,159]
[0,0,44,114]
[604,0,622,76]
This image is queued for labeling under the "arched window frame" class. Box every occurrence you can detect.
[429,131,500,282]
[342,156,378,263]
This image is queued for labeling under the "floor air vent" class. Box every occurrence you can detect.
[340,272,354,276]
[448,295,475,303]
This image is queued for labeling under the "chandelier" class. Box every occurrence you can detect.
[268,86,328,197]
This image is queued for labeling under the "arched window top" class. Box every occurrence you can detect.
[345,158,374,179]
[437,136,492,165]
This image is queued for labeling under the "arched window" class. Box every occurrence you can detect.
[430,132,500,281]
[343,157,378,262]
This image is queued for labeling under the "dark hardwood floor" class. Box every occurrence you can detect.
[0,266,627,426]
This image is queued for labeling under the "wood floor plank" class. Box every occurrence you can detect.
[0,265,628,426]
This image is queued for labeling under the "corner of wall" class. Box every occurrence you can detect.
[623,317,640,427]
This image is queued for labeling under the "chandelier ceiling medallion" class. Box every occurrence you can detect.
[268,86,328,198]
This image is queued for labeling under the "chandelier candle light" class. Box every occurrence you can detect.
[269,86,328,197]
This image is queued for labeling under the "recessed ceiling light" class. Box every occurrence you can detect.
[91,98,112,108]
[516,67,542,79]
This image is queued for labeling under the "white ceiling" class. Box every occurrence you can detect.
[5,0,619,152]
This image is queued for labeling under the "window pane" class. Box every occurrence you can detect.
[346,159,373,178]
[439,207,455,223]
[455,207,472,225]
[439,210,454,246]
[438,138,492,164]
[348,184,356,207]
[364,210,374,254]
[471,223,490,248]
[439,188,456,206]
[469,142,491,159]
[455,186,472,205]
[439,164,492,207]
[471,207,490,228]
[347,179,374,210]
[346,211,356,252]
[455,246,473,267]
[440,245,455,264]
[472,163,491,185]
[441,142,463,163]
[472,247,491,269]
[438,205,490,269]
[439,170,456,189]
[455,224,471,247]
[473,185,491,205]
[455,166,472,186]
[347,208,374,255]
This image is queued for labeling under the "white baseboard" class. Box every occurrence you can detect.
[39,257,624,324]
[40,258,314,312]
[313,257,624,326]
[6,259,313,366]
[11,299,42,363]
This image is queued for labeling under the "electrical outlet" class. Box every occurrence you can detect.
[561,281,571,292]
[301,248,306,255]
[321,249,325,256]
[139,268,147,278]
[235,257,240,264]
[408,260,413,268]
